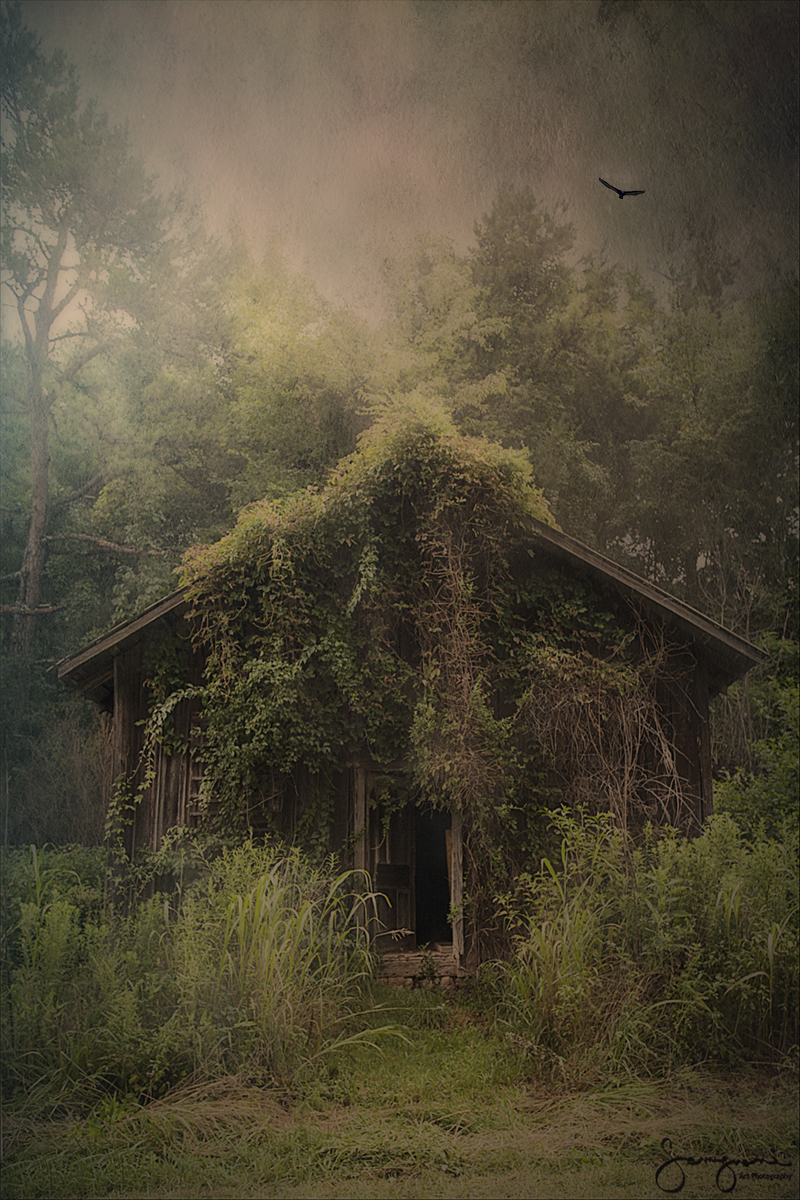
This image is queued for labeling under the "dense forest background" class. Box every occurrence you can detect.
[1,1,797,846]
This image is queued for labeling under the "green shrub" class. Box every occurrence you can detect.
[168,840,385,1082]
[715,680,799,840]
[494,808,799,1078]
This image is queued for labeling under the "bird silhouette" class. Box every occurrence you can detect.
[599,177,645,199]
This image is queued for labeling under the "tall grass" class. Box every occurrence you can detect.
[3,815,797,1114]
[1,839,391,1110]
[170,843,389,1081]
[493,809,799,1078]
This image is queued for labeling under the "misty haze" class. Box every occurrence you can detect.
[1,4,798,1200]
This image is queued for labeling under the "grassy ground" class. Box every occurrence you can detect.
[2,988,798,1200]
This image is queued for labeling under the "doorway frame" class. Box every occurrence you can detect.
[352,766,462,961]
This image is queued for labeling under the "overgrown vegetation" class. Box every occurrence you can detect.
[492,808,799,1079]
[3,814,796,1112]
[175,405,706,959]
[715,669,799,841]
[180,401,552,821]
[3,2,796,849]
[1,840,392,1109]
[1,821,798,1199]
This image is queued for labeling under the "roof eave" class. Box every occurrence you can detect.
[57,588,190,699]
[526,520,763,691]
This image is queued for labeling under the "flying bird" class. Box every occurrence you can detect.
[599,177,645,199]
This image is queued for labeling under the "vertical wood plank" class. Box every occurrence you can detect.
[353,767,367,874]
[695,657,713,823]
[451,810,464,959]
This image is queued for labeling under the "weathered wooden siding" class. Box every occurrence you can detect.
[653,647,713,832]
[111,642,205,857]
[112,642,148,860]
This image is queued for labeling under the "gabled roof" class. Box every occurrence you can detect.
[58,521,762,704]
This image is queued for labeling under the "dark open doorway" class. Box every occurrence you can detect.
[414,807,452,945]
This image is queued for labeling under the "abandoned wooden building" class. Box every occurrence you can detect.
[58,427,762,984]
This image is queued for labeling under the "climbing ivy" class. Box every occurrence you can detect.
[178,399,689,940]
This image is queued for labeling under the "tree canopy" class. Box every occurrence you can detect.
[379,191,798,643]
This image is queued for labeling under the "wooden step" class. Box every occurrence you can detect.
[377,945,469,986]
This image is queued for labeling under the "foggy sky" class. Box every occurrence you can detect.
[17,0,800,314]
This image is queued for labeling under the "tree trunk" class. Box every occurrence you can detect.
[11,363,51,658]
[10,214,73,658]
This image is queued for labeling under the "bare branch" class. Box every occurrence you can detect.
[44,532,141,556]
[0,603,66,615]
[59,341,113,383]
[51,279,81,324]
[49,328,96,344]
[50,473,104,510]
[35,213,71,344]
[15,289,35,356]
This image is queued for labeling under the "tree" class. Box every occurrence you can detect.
[444,192,649,548]
[379,235,481,401]
[222,245,377,510]
[1,2,182,655]
[622,274,798,627]
[469,188,575,379]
